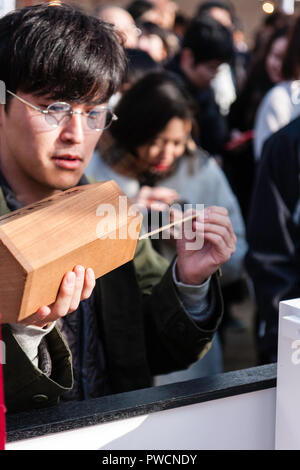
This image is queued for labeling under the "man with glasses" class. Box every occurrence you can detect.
[6,90,118,133]
[0,4,236,413]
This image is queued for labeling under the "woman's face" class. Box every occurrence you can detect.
[136,117,192,173]
[265,36,288,84]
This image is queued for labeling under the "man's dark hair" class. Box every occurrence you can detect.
[127,0,155,22]
[182,16,234,64]
[0,3,127,104]
[196,1,233,18]
[110,71,196,155]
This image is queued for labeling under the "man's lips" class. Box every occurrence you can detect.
[53,154,82,161]
[52,155,83,170]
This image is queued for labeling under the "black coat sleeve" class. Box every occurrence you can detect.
[245,125,300,362]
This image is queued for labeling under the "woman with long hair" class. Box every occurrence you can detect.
[225,25,290,220]
[254,17,300,160]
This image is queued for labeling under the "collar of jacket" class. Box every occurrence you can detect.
[0,174,91,217]
[0,187,9,217]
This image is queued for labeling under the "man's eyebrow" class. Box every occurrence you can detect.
[34,96,55,105]
[38,98,106,107]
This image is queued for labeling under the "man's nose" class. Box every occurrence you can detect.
[59,113,85,144]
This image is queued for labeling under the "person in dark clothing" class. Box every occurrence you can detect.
[246,116,300,365]
[0,4,236,413]
[225,26,289,222]
[127,0,159,25]
[165,15,234,156]
[125,48,161,88]
[195,1,234,31]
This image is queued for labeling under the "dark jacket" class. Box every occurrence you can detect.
[246,116,300,363]
[0,182,223,413]
[165,54,229,156]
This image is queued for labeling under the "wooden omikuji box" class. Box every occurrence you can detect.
[0,181,142,324]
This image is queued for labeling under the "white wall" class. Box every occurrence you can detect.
[276,299,300,450]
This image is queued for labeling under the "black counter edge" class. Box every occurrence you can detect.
[5,363,277,443]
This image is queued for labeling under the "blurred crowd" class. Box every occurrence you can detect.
[84,0,300,375]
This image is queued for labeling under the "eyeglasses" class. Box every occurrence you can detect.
[6,90,118,131]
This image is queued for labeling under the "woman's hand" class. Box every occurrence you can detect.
[20,265,96,328]
[134,185,180,211]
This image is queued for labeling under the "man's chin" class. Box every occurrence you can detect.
[47,173,84,191]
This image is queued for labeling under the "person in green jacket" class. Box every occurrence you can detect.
[0,4,236,413]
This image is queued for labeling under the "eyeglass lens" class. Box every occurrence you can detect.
[45,103,113,130]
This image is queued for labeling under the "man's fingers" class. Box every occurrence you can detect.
[20,305,51,326]
[49,271,76,318]
[68,265,85,312]
[206,206,229,216]
[204,209,233,234]
[200,222,236,249]
[204,230,236,258]
[193,215,234,242]
[19,267,96,327]
[80,268,96,301]
[201,208,236,242]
